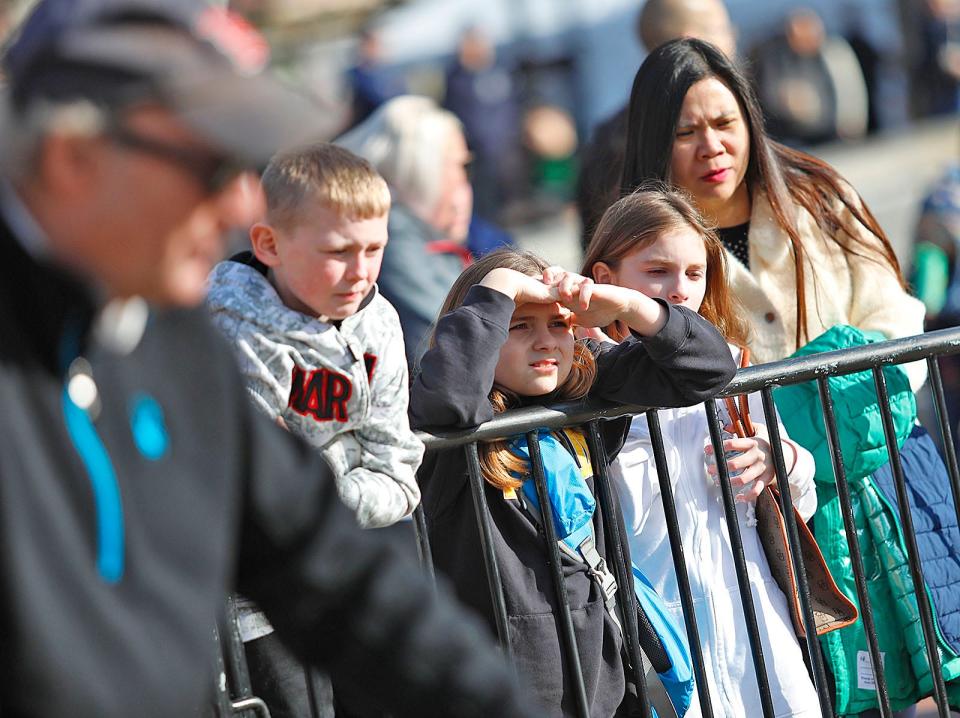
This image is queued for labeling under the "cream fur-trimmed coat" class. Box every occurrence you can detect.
[729,191,927,389]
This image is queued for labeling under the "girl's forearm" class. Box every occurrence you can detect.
[620,292,669,337]
[478,267,520,301]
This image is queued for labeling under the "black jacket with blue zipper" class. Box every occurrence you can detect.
[0,216,537,718]
[410,284,737,717]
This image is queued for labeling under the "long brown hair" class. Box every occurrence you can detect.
[434,249,598,491]
[582,185,751,346]
[620,38,905,347]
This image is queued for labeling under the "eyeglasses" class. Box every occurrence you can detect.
[106,125,246,195]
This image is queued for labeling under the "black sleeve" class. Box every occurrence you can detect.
[590,299,736,407]
[235,405,535,718]
[409,284,514,431]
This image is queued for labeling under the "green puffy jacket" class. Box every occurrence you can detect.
[815,479,960,715]
[774,325,960,714]
[773,325,915,487]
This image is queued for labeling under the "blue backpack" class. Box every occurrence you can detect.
[512,430,694,717]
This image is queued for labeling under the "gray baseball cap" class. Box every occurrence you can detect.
[3,0,319,166]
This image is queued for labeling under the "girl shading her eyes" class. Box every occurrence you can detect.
[410,247,736,716]
[583,188,822,717]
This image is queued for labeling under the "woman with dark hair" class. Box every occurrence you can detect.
[619,37,925,389]
[618,38,941,718]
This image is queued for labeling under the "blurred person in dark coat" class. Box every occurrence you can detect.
[444,26,522,222]
[347,25,406,127]
[750,8,868,146]
[912,0,960,116]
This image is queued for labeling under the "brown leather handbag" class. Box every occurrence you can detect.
[723,348,858,638]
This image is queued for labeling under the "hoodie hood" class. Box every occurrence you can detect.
[206,255,378,340]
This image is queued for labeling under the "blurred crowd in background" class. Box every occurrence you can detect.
[5,0,960,429]
[264,0,960,228]
[5,0,960,225]
[0,0,957,230]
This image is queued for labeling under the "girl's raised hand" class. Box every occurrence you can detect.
[541,266,594,309]
[543,267,667,334]
[479,267,558,304]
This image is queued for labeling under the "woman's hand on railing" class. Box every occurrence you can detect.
[704,423,775,503]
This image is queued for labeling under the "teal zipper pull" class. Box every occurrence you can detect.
[62,382,125,584]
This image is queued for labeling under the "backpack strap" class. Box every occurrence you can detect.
[640,654,680,718]
[516,430,679,718]
[521,496,619,617]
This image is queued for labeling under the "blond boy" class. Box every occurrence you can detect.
[207,144,423,530]
[206,144,423,713]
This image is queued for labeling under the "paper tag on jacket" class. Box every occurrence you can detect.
[857,650,885,690]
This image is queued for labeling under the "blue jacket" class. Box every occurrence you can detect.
[871,424,960,656]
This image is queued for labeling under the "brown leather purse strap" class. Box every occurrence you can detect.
[723,348,754,438]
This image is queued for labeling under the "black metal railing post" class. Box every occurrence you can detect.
[216,597,272,718]
[645,409,715,718]
[817,377,893,718]
[211,623,236,718]
[219,596,254,703]
[527,431,591,718]
[927,357,960,534]
[873,368,951,717]
[705,398,776,718]
[411,504,436,588]
[463,442,513,658]
[585,422,652,718]
[759,388,832,715]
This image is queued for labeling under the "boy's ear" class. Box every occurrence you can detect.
[250,223,281,267]
[591,261,613,284]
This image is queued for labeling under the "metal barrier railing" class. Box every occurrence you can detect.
[213,325,960,718]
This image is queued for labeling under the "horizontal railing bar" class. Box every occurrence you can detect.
[418,327,960,450]
[723,326,960,394]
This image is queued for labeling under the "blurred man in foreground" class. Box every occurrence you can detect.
[0,2,535,716]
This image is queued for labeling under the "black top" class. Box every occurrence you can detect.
[0,219,537,718]
[410,285,736,716]
[576,106,629,249]
[718,221,751,268]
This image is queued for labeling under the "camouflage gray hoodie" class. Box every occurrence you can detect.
[206,256,423,529]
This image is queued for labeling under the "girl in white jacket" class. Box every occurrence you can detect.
[582,188,822,717]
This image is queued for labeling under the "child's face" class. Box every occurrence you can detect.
[598,228,708,312]
[270,205,387,320]
[494,301,575,397]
